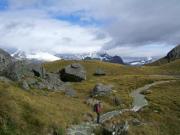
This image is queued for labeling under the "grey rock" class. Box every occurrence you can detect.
[103,121,129,135]
[0,76,13,83]
[65,88,77,97]
[5,61,33,81]
[60,63,86,82]
[22,81,30,90]
[45,73,65,90]
[29,64,46,78]
[5,61,46,81]
[0,49,13,73]
[92,83,112,96]
[94,69,106,76]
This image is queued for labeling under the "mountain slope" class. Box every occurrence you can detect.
[150,45,180,66]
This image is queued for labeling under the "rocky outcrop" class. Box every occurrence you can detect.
[0,48,70,91]
[4,61,46,81]
[0,49,13,73]
[94,69,106,76]
[22,73,66,91]
[166,44,180,61]
[149,44,180,65]
[29,64,46,78]
[60,63,86,82]
[5,61,34,81]
[92,83,113,97]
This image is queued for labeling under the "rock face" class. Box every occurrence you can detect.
[0,48,68,91]
[4,61,46,81]
[60,63,86,82]
[149,44,180,65]
[107,56,124,64]
[29,64,46,78]
[0,49,13,73]
[5,61,33,81]
[94,69,106,76]
[24,73,65,91]
[92,83,112,96]
[166,44,180,61]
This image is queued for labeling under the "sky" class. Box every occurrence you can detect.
[0,0,180,57]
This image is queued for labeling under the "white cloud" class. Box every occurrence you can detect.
[1,0,180,57]
[0,10,111,54]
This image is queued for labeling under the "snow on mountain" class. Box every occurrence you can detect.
[11,50,61,62]
[56,51,124,64]
[124,56,157,66]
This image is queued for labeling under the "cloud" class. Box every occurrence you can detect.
[0,10,111,54]
[0,0,180,56]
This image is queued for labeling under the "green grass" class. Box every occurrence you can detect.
[136,80,180,135]
[0,60,179,135]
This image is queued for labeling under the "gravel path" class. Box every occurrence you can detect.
[66,80,172,135]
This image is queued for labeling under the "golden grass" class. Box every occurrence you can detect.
[0,60,179,135]
[0,82,91,135]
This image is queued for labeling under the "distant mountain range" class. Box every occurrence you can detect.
[11,50,61,62]
[10,50,157,65]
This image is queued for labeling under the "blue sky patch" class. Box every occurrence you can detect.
[0,0,8,11]
[52,11,103,27]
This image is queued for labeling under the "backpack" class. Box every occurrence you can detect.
[94,103,101,113]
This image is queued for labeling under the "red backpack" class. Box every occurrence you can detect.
[94,103,101,113]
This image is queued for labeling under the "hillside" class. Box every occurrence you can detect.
[0,59,179,135]
[149,45,180,66]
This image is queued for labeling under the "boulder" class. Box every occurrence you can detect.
[94,69,106,76]
[103,121,129,135]
[92,83,113,97]
[21,81,30,90]
[5,61,33,81]
[28,64,46,78]
[4,61,46,81]
[60,63,86,82]
[31,73,66,91]
[0,49,13,73]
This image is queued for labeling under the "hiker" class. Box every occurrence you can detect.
[94,102,102,123]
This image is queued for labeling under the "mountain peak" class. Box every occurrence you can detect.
[11,50,61,62]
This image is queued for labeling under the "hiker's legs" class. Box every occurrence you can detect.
[97,113,100,123]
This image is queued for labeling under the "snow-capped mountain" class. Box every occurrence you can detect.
[123,56,158,66]
[56,51,124,64]
[11,50,61,62]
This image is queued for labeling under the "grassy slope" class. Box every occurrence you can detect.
[0,82,91,135]
[104,81,180,135]
[0,60,179,135]
[133,81,180,135]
